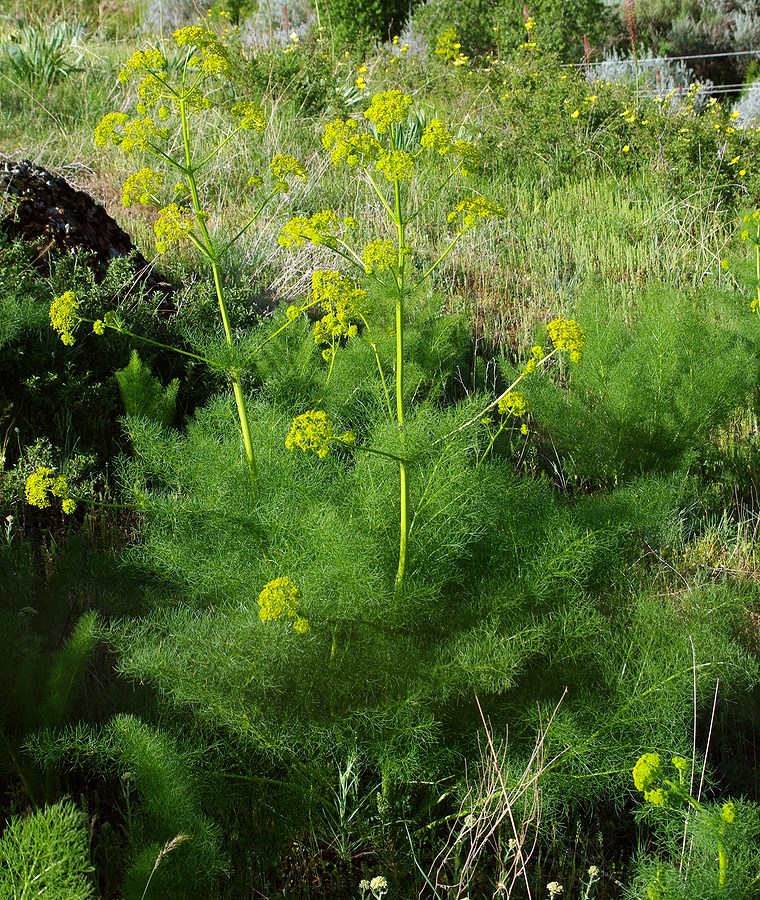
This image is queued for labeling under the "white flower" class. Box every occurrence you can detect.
[547,884,564,898]
[370,876,388,891]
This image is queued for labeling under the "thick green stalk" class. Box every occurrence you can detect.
[393,166,410,592]
[179,96,258,498]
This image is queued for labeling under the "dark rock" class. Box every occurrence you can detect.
[0,158,174,304]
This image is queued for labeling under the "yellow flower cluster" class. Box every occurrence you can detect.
[448,196,503,231]
[632,753,693,808]
[94,112,129,148]
[50,291,80,346]
[420,119,454,154]
[257,576,309,634]
[118,47,167,85]
[285,409,335,458]
[372,114,481,173]
[632,752,665,805]
[154,204,195,253]
[524,344,545,374]
[498,390,530,417]
[122,167,164,208]
[364,89,413,133]
[278,210,350,249]
[435,28,469,67]
[173,25,232,79]
[230,100,266,132]
[94,112,168,152]
[322,118,382,167]
[546,318,586,362]
[25,467,76,514]
[312,271,363,351]
[269,154,307,191]
[361,238,396,273]
[376,149,415,182]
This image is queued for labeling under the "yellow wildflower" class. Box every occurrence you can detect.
[231,101,266,131]
[269,154,307,190]
[257,577,309,634]
[122,167,164,207]
[361,238,396,273]
[364,89,412,133]
[278,210,341,249]
[285,409,335,458]
[498,390,530,417]
[448,196,503,231]
[154,204,195,253]
[546,318,586,362]
[375,149,415,182]
[420,118,453,154]
[50,291,80,345]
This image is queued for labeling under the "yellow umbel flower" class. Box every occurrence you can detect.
[363,90,412,133]
[285,410,335,458]
[119,47,167,85]
[50,291,80,345]
[448,196,503,231]
[498,391,530,417]
[311,271,363,346]
[361,238,396,273]
[230,100,266,131]
[524,344,545,373]
[173,26,232,79]
[257,576,301,621]
[546,318,586,362]
[322,119,382,167]
[25,468,75,513]
[257,577,310,633]
[278,210,344,249]
[94,112,130,148]
[269,154,307,190]
[420,119,453,154]
[375,150,415,182]
[122,167,164,207]
[154,204,195,253]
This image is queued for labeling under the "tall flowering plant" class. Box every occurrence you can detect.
[53,24,307,499]
[278,90,585,592]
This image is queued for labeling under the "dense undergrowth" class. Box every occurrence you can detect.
[1,2,760,898]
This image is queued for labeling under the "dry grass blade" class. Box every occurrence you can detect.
[421,690,568,899]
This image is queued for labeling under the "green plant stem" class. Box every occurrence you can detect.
[392,159,410,594]
[179,95,258,498]
[359,314,393,418]
[718,839,727,888]
[99,322,213,366]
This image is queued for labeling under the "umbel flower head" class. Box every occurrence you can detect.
[278,210,351,249]
[448,196,503,231]
[285,410,355,458]
[25,467,76,514]
[632,752,688,808]
[364,89,413,133]
[285,410,335,458]
[546,318,586,362]
[257,576,309,634]
[311,270,363,350]
[154,204,196,253]
[498,390,530,417]
[50,291,80,345]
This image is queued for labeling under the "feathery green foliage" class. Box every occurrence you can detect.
[116,351,180,428]
[0,800,95,899]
